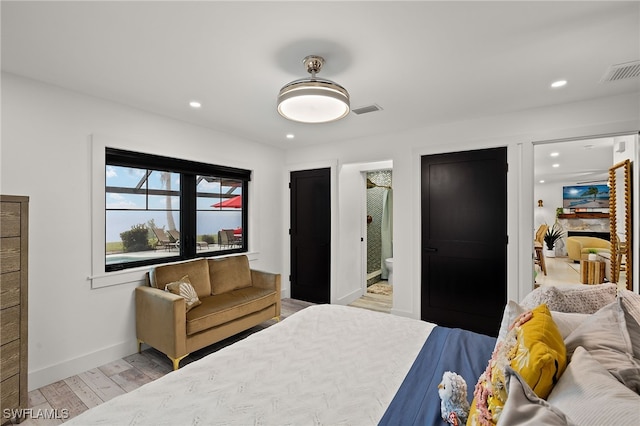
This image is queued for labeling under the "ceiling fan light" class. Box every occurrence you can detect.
[277,55,350,124]
[278,80,350,123]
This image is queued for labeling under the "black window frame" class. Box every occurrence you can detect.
[105,147,250,272]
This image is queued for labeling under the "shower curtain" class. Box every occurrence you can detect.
[380,188,393,280]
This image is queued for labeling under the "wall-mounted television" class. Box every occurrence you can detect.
[562,184,610,209]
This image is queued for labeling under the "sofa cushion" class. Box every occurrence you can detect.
[149,258,211,299]
[208,255,252,295]
[165,275,201,312]
[186,287,278,335]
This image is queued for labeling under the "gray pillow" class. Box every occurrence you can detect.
[619,289,640,359]
[547,347,640,425]
[521,284,617,313]
[500,367,573,425]
[564,300,640,393]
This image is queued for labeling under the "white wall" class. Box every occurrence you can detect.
[284,92,640,319]
[1,73,285,389]
[534,184,562,229]
[3,71,639,391]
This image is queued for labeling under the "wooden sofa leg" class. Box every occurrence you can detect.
[273,316,281,322]
[137,339,144,354]
[169,354,189,371]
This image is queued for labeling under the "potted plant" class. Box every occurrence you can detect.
[543,223,564,258]
[587,248,599,261]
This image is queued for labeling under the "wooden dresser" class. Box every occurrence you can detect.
[1,195,28,424]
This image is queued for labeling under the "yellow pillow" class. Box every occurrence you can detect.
[508,304,566,398]
[467,304,566,425]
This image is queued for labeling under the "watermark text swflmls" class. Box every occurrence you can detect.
[3,408,70,420]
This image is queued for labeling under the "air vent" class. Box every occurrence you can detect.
[601,60,640,82]
[352,104,382,115]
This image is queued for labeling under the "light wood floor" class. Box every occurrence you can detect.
[348,282,393,313]
[15,296,387,425]
[534,255,583,287]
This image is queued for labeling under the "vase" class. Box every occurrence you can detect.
[588,253,597,261]
[544,248,555,258]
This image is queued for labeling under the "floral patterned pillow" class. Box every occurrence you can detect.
[467,304,566,425]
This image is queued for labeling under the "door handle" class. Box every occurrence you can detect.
[424,247,438,252]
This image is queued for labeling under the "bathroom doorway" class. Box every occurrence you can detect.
[364,170,393,304]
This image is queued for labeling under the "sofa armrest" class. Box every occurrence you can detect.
[250,269,281,292]
[135,286,187,359]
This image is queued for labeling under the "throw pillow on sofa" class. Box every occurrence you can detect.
[499,367,573,426]
[468,304,566,425]
[547,347,640,425]
[618,289,640,359]
[520,283,617,314]
[564,299,640,393]
[165,275,201,312]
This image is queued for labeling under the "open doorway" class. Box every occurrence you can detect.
[533,134,636,288]
[363,170,393,308]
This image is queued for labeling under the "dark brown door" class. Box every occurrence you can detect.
[290,168,330,303]
[421,147,507,336]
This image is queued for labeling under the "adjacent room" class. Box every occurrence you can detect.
[1,1,639,425]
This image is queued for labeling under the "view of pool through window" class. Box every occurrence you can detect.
[105,148,249,271]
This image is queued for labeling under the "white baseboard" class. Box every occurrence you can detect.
[29,340,138,391]
[335,287,362,306]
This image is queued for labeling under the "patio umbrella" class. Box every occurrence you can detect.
[212,195,242,208]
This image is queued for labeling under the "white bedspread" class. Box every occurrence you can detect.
[67,304,434,425]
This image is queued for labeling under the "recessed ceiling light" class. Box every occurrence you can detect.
[189,101,202,108]
[551,80,567,88]
[584,144,594,149]
[539,180,545,183]
[550,152,559,157]
[552,163,560,168]
[286,134,295,139]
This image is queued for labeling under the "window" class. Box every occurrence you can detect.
[105,148,250,271]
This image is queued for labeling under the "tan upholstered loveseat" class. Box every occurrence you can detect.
[135,255,281,369]
[566,236,611,261]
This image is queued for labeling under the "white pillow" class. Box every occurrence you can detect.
[496,300,526,343]
[547,347,640,425]
[550,311,590,339]
[497,301,588,341]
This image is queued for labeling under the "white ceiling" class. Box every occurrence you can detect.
[534,137,615,186]
[2,1,639,159]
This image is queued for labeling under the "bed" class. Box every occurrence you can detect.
[67,305,494,425]
[67,285,640,425]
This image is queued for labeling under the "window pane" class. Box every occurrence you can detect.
[106,165,148,209]
[106,166,182,267]
[148,170,180,210]
[196,176,243,253]
[105,211,181,265]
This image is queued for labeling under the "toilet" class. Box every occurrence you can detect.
[384,258,394,286]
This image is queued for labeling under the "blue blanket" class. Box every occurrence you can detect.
[379,326,496,425]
